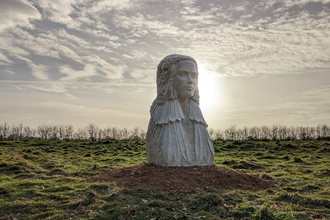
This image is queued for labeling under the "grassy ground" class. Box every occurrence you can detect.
[0,140,330,220]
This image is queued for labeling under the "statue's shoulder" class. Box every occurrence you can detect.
[150,99,184,125]
[189,100,208,127]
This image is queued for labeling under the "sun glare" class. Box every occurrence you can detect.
[198,66,218,113]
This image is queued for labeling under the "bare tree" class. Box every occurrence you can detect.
[130,127,139,141]
[119,128,130,140]
[9,124,18,140]
[225,125,237,141]
[97,128,104,141]
[236,128,244,141]
[261,126,270,141]
[293,126,299,140]
[208,128,215,140]
[316,124,322,139]
[74,128,87,140]
[86,124,98,141]
[23,126,34,139]
[0,123,10,140]
[321,124,330,139]
[240,127,249,141]
[0,124,3,140]
[49,125,59,140]
[64,125,74,139]
[213,129,223,141]
[308,126,316,140]
[37,124,51,140]
[58,125,65,140]
[271,125,279,140]
[249,126,260,140]
[139,127,146,141]
[16,123,23,140]
[103,127,112,140]
[298,126,308,140]
[278,125,288,140]
[112,127,120,140]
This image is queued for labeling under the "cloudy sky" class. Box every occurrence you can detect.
[0,0,329,130]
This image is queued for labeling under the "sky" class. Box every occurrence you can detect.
[0,0,329,130]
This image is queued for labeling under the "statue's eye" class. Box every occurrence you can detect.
[163,68,168,71]
[178,72,187,77]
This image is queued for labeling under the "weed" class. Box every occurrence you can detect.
[189,193,223,211]
[252,203,275,220]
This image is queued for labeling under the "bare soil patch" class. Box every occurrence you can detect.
[85,164,274,193]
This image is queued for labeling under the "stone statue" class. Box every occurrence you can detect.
[146,54,215,167]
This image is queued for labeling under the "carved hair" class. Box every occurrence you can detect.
[156,54,200,105]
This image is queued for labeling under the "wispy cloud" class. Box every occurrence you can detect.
[29,63,50,80]
[33,0,78,28]
[0,0,41,32]
[301,85,330,101]
[59,64,97,81]
[0,52,12,65]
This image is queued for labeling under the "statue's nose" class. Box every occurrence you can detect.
[187,74,193,84]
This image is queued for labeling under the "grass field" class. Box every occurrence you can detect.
[0,140,330,219]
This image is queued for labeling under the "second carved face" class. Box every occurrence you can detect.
[173,60,198,102]
[160,62,170,85]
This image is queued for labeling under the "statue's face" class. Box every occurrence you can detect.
[173,60,197,102]
[160,62,170,85]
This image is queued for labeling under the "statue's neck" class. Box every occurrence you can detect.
[179,98,190,116]
[179,98,195,148]
[178,93,191,104]
[179,98,193,124]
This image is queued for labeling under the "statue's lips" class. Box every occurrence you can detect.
[185,87,194,91]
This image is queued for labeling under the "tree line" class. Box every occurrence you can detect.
[0,123,146,141]
[208,124,330,141]
[0,123,329,141]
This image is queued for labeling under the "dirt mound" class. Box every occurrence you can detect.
[85,164,274,193]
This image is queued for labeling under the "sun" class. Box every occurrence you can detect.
[198,66,218,113]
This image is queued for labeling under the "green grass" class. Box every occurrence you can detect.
[0,140,330,219]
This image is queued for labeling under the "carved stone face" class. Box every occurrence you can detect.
[173,60,197,102]
[160,62,170,85]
